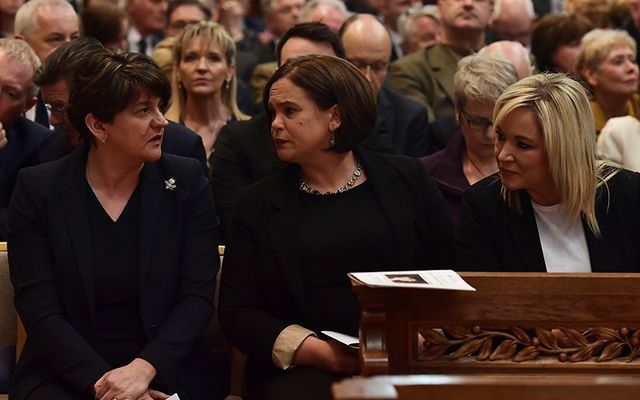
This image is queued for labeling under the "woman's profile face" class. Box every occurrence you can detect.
[494,107,558,205]
[459,101,495,161]
[177,37,232,98]
[100,92,168,163]
[268,77,339,163]
[586,45,639,96]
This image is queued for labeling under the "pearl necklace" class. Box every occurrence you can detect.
[299,160,363,195]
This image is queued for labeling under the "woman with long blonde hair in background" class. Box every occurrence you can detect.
[166,21,248,158]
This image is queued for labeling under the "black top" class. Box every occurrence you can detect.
[87,181,146,368]
[298,181,394,336]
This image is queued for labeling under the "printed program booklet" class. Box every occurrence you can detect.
[348,269,476,291]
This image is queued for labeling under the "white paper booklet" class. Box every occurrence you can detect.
[166,394,181,400]
[321,330,359,349]
[348,270,475,291]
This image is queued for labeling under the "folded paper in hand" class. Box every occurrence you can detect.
[321,330,359,349]
[166,394,181,400]
[348,269,475,291]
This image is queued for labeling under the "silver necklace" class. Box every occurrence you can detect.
[299,160,363,195]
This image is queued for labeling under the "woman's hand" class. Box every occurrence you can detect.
[293,336,360,376]
[94,358,157,400]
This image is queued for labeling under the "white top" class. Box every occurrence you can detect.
[531,201,591,273]
[597,116,640,172]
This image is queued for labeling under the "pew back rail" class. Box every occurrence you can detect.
[352,272,640,376]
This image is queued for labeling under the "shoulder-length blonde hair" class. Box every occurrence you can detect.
[493,73,618,236]
[166,21,248,122]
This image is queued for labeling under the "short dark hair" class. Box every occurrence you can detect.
[263,54,377,153]
[531,13,593,73]
[67,50,171,144]
[167,0,212,21]
[275,22,344,65]
[81,2,127,48]
[34,38,106,87]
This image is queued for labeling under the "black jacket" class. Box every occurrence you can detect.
[8,146,223,399]
[456,169,640,272]
[218,149,455,368]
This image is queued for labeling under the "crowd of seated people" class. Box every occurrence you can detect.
[2,0,640,398]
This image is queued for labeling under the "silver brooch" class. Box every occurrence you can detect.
[165,178,177,191]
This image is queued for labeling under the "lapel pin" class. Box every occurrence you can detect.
[165,178,177,191]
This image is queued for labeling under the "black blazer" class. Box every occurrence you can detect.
[7,146,222,399]
[0,117,51,240]
[378,87,431,157]
[218,150,455,368]
[456,169,640,272]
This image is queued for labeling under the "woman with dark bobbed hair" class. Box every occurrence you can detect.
[8,49,224,399]
[457,73,640,273]
[218,54,454,400]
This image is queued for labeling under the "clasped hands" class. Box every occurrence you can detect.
[94,358,169,400]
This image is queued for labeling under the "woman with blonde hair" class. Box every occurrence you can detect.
[456,73,640,272]
[575,28,639,133]
[166,21,248,157]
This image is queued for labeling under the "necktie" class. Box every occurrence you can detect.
[35,93,49,128]
[138,38,147,55]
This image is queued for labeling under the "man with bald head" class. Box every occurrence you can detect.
[340,14,431,156]
[478,40,533,78]
[490,0,535,47]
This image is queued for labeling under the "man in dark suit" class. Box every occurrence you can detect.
[126,0,167,56]
[389,0,493,121]
[14,0,80,129]
[36,39,208,173]
[211,22,394,241]
[0,39,50,241]
[340,14,431,157]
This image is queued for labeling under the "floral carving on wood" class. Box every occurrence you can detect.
[419,326,640,362]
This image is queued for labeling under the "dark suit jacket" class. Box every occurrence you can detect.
[378,87,431,157]
[218,150,455,370]
[38,121,208,175]
[7,146,222,399]
[0,117,51,240]
[456,169,640,272]
[389,43,458,121]
[210,112,394,242]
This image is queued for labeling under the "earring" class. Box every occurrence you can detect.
[224,80,230,91]
[101,134,108,144]
[329,131,336,147]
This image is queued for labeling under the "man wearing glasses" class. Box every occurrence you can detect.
[340,14,431,157]
[36,39,208,173]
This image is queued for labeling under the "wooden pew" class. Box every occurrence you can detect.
[333,374,640,399]
[0,242,12,400]
[352,273,640,376]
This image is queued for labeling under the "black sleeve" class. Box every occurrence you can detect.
[8,169,111,392]
[456,187,500,271]
[210,124,254,243]
[415,158,456,267]
[218,191,290,365]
